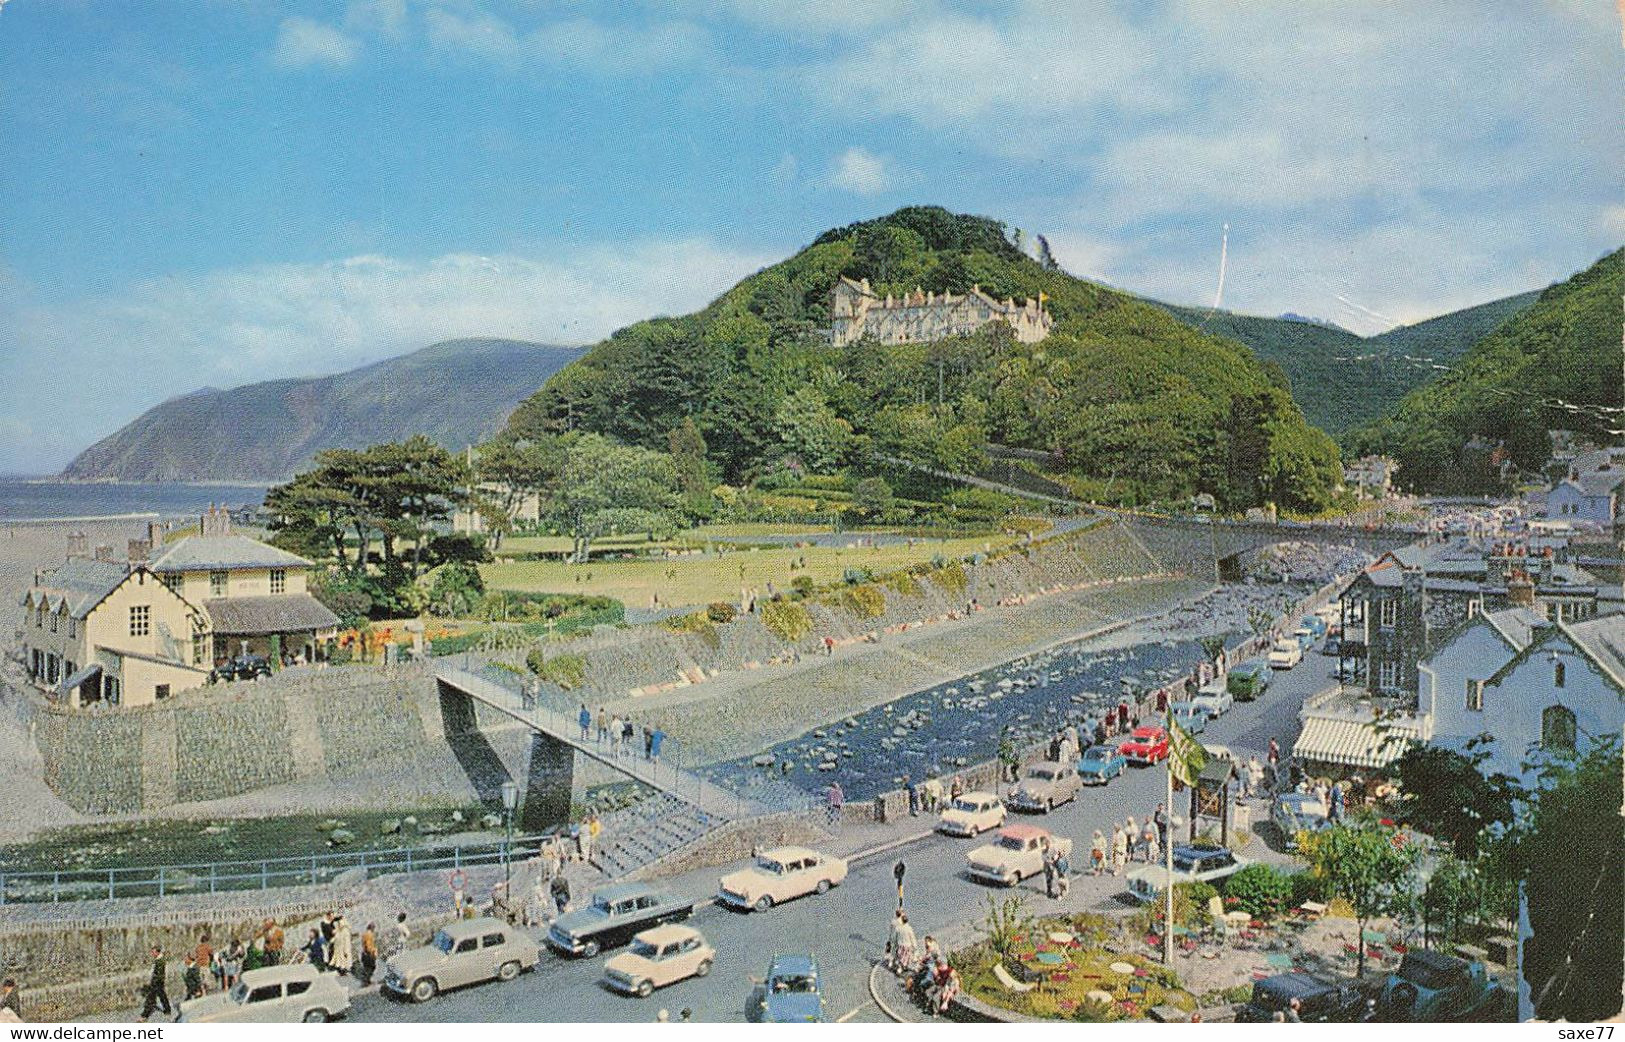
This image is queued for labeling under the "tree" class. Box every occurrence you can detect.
[265,470,355,567]
[1299,824,1421,976]
[539,432,680,563]
[850,476,893,519]
[773,386,852,472]
[474,438,561,549]
[1394,740,1522,858]
[427,561,485,618]
[667,416,714,516]
[1035,234,1058,271]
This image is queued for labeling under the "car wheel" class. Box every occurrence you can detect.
[410,978,438,1003]
[696,959,713,978]
[302,1009,329,1023]
[581,940,601,959]
[1004,871,1019,887]
[1046,799,1055,812]
[498,960,521,982]
[816,878,832,895]
[754,894,774,912]
[636,979,654,998]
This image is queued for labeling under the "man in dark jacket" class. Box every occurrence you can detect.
[1,977,22,1020]
[550,874,571,915]
[139,947,171,1022]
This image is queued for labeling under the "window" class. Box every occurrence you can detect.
[1541,705,1577,754]
[1466,679,1484,712]
[35,607,43,628]
[481,932,505,948]
[155,684,170,701]
[1554,660,1566,688]
[246,985,281,1004]
[285,980,311,997]
[1379,600,1398,628]
[129,605,150,637]
[210,570,229,596]
[193,634,206,665]
[49,612,57,633]
[162,573,183,594]
[105,676,120,704]
[68,618,76,638]
[454,938,478,954]
[270,568,286,594]
[1379,661,1399,691]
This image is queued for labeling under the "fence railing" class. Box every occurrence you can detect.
[0,832,549,906]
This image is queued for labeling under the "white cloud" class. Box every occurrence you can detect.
[829,147,895,195]
[271,16,360,69]
[423,7,709,73]
[0,240,778,473]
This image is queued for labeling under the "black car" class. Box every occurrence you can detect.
[208,655,273,683]
[1235,973,1372,1023]
[546,882,693,958]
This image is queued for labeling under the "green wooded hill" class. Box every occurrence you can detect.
[62,339,581,483]
[1154,290,1541,437]
[505,206,1343,512]
[1346,247,1623,494]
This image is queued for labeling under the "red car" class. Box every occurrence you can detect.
[1119,726,1170,765]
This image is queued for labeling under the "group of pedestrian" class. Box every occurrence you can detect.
[896,929,958,1016]
[294,912,360,979]
[1088,804,1171,875]
[1046,722,1083,764]
[580,705,666,762]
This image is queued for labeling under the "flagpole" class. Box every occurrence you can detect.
[1164,736,1175,966]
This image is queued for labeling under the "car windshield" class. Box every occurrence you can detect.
[1399,955,1464,990]
[629,939,660,958]
[772,974,816,993]
[1082,748,1111,762]
[592,895,614,913]
[950,798,981,812]
[433,930,455,953]
[229,981,250,1005]
[755,857,786,875]
[997,835,1030,851]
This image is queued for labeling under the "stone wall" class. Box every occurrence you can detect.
[36,711,146,815]
[626,811,830,882]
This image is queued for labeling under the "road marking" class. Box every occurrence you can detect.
[836,1002,868,1022]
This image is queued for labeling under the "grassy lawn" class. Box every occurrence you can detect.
[482,531,1022,609]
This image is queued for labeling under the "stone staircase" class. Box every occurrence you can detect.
[591,793,722,880]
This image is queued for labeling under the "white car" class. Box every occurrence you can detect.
[178,964,350,1023]
[1267,638,1304,670]
[718,846,848,912]
[602,924,716,997]
[937,791,1006,836]
[1189,680,1234,717]
[1125,844,1251,903]
[966,824,1072,887]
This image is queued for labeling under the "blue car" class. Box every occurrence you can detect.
[1169,703,1207,735]
[1077,744,1127,785]
[755,954,824,1023]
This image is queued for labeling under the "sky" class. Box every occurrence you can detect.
[1,0,1621,474]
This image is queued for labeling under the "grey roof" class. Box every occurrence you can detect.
[22,558,135,619]
[1562,614,1625,691]
[149,535,311,574]
[203,594,339,635]
[1481,607,1549,651]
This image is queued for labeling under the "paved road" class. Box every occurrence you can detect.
[347,650,1335,1023]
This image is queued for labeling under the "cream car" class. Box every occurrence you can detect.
[718,846,849,912]
[177,964,350,1023]
[937,791,1006,836]
[382,916,539,1003]
[966,824,1073,886]
[602,924,716,997]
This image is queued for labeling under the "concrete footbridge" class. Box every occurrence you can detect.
[1097,509,1423,580]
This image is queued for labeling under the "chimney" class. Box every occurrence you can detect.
[1538,548,1553,585]
[148,520,164,546]
[1507,569,1536,608]
[201,504,232,537]
[93,544,115,563]
[66,531,88,559]
[128,538,151,565]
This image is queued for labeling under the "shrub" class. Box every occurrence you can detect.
[536,654,587,690]
[842,567,873,585]
[791,575,817,596]
[1289,869,1329,907]
[525,648,548,676]
[883,571,921,597]
[934,560,969,594]
[662,611,719,648]
[1222,863,1294,918]
[763,600,813,643]
[840,583,886,618]
[706,601,737,623]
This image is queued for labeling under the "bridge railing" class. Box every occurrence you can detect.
[0,833,550,906]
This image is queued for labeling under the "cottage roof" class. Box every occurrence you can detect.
[1480,607,1549,651]
[203,594,339,635]
[22,558,135,619]
[1560,615,1625,692]
[149,535,311,574]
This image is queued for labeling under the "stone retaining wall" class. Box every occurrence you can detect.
[625,811,829,882]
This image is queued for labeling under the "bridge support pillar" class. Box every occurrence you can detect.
[522,731,575,832]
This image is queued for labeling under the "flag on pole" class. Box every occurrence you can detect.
[1167,716,1208,788]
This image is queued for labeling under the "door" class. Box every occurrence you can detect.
[242,983,283,1023]
[449,936,481,987]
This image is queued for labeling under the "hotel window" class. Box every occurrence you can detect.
[1541,705,1576,754]
[1554,659,1565,688]
[49,613,57,633]
[155,684,170,702]
[270,568,286,595]
[68,618,76,638]
[1379,661,1399,691]
[1379,600,1398,628]
[210,570,229,596]
[1466,679,1484,712]
[193,633,206,665]
[35,607,43,628]
[129,605,150,637]
[162,573,183,594]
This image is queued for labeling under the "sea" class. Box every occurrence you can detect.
[0,479,268,523]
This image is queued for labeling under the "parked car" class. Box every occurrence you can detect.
[601,924,715,997]
[1271,793,1330,851]
[548,882,694,958]
[1189,680,1234,717]
[208,654,272,684]
[1268,639,1304,670]
[1119,725,1170,765]
[966,824,1073,886]
[1321,633,1342,656]
[1227,661,1271,701]
[383,917,539,1003]
[178,964,350,1023]
[1292,626,1318,650]
[937,791,1006,836]
[1374,950,1508,1022]
[1077,744,1127,785]
[1234,973,1371,1023]
[1169,702,1208,735]
[1299,615,1329,641]
[718,846,848,912]
[752,954,826,1023]
[1126,844,1250,903]
[1006,761,1083,812]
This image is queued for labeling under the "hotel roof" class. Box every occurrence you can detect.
[149,534,311,573]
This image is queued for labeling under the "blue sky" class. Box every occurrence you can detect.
[1,0,1621,473]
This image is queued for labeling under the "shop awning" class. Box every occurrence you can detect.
[1293,715,1421,769]
[58,662,102,694]
[203,594,340,636]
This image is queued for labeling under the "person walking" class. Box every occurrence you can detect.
[1267,737,1280,770]
[390,913,411,958]
[330,915,354,978]
[181,955,204,1004]
[193,933,214,994]
[220,939,244,990]
[1329,780,1345,823]
[644,724,655,761]
[138,947,171,1022]
[825,780,844,827]
[262,919,285,966]
[300,928,328,972]
[578,703,591,741]
[359,923,378,986]
[1153,803,1170,852]
[1125,816,1139,861]
[596,707,609,743]
[1111,823,1128,876]
[905,775,918,816]
[550,873,571,915]
[1042,844,1058,897]
[1090,830,1107,875]
[650,726,665,762]
[0,978,21,1022]
[320,911,337,950]
[609,714,623,757]
[1053,846,1071,899]
[887,910,917,974]
[622,717,635,757]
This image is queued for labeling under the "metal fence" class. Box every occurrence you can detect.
[0,832,549,906]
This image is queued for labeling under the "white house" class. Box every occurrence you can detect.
[1419,606,1624,783]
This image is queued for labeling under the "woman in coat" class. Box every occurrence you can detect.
[329,916,354,977]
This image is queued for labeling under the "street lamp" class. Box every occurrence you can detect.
[500,780,519,910]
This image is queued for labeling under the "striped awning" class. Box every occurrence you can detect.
[58,662,101,694]
[1293,715,1420,769]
